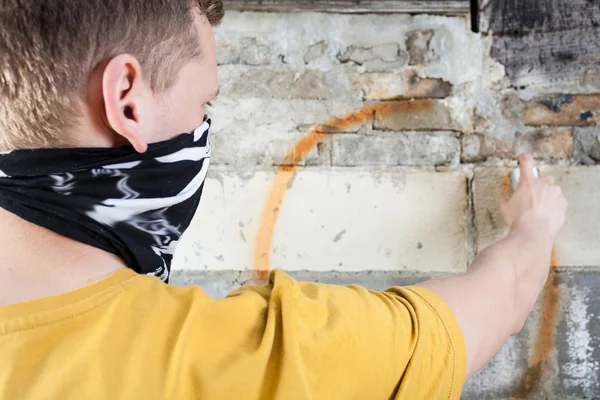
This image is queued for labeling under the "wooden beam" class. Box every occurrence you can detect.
[227,1,471,15]
[480,0,600,87]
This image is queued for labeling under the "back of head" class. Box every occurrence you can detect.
[0,0,224,151]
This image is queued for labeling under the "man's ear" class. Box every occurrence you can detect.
[102,54,149,153]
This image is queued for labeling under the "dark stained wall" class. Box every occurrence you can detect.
[480,0,600,87]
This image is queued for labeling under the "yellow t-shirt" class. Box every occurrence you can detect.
[0,269,466,399]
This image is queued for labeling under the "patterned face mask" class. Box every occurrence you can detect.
[0,119,212,282]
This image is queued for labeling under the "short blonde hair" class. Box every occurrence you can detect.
[0,0,224,150]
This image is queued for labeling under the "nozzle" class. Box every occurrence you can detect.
[509,167,540,193]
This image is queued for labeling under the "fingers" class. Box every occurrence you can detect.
[540,175,555,186]
[499,198,512,226]
[513,154,560,192]
[499,198,508,214]
[548,184,563,199]
[518,154,535,186]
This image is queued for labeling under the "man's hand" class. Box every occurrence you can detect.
[501,154,567,241]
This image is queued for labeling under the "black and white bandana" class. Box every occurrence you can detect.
[0,119,212,282]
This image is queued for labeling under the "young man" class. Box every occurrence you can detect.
[0,1,567,399]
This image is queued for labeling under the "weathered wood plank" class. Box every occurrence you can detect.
[227,0,471,14]
[480,0,600,87]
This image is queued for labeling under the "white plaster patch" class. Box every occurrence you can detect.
[564,287,600,395]
[467,336,523,392]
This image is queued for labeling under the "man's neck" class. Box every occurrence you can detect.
[0,207,126,306]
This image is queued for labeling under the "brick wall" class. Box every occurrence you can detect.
[171,10,600,399]
[174,11,600,273]
[174,12,480,273]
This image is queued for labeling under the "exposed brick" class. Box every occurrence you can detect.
[312,103,375,134]
[462,129,574,162]
[513,129,574,159]
[353,70,452,101]
[373,99,462,131]
[337,43,408,71]
[209,98,364,166]
[331,132,459,166]
[406,29,437,66]
[405,74,452,99]
[304,41,326,64]
[461,134,481,162]
[267,140,331,166]
[313,114,373,134]
[524,94,600,127]
[221,65,428,104]
[271,70,331,99]
[174,168,468,273]
[500,92,526,121]
[573,127,600,164]
[474,166,600,267]
[306,142,332,167]
[338,43,399,63]
[226,68,332,100]
[473,167,511,255]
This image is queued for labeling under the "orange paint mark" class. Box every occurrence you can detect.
[316,108,375,133]
[511,249,560,399]
[374,98,434,115]
[281,132,328,166]
[253,102,409,280]
[550,251,558,269]
[253,132,326,280]
[502,174,512,196]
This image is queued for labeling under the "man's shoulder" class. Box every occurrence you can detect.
[116,271,214,315]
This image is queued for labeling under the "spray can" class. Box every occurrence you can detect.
[508,167,540,193]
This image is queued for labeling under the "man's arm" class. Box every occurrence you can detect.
[186,157,565,398]
[419,155,568,380]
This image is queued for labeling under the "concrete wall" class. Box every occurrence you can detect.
[171,11,600,399]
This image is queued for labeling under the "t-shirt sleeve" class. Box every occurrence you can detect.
[191,270,467,400]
